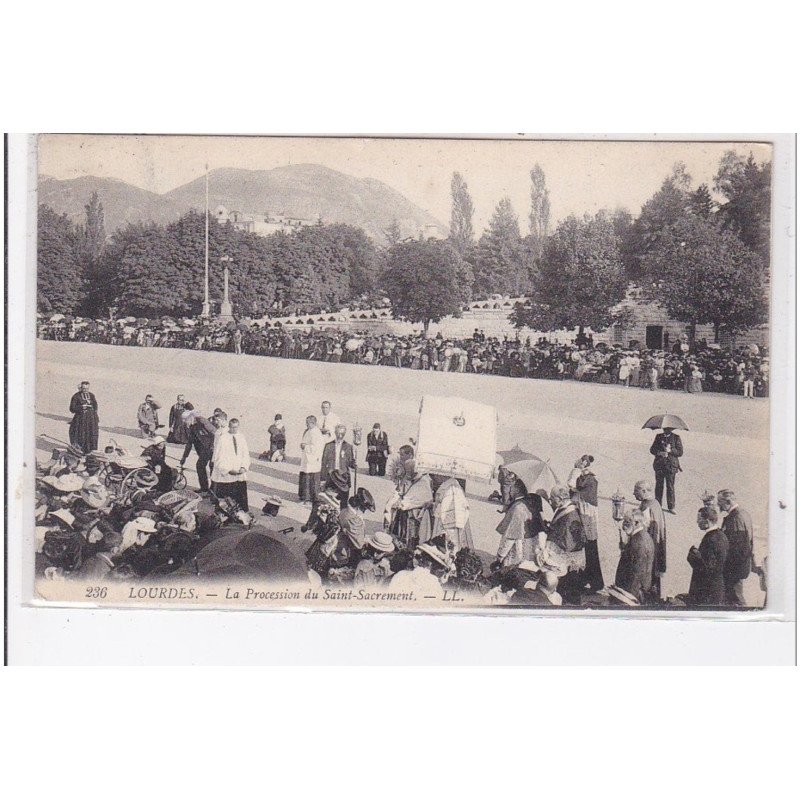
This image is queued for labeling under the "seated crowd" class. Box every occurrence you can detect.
[38,315,769,397]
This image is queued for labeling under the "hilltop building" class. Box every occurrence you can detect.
[215,206,317,236]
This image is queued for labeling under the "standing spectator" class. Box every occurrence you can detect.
[179,405,216,493]
[742,360,757,398]
[137,394,162,438]
[366,422,390,476]
[718,490,755,606]
[299,415,324,504]
[687,505,728,606]
[649,426,683,514]
[618,352,631,386]
[68,380,99,453]
[167,394,190,444]
[629,351,641,387]
[211,418,251,511]
[232,327,243,354]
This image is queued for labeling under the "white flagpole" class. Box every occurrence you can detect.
[202,163,210,317]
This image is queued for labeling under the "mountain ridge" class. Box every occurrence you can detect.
[37,165,448,242]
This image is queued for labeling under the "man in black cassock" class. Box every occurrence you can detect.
[168,394,190,444]
[69,381,99,453]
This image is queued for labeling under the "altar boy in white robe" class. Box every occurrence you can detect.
[211,418,251,511]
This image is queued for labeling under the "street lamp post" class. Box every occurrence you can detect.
[219,255,234,321]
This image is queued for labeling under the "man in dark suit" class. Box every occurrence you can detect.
[718,490,755,606]
[366,423,390,476]
[687,505,728,606]
[320,423,357,504]
[649,427,683,513]
[179,404,216,493]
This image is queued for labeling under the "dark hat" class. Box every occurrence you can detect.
[372,422,381,429]
[134,469,159,489]
[261,495,282,517]
[327,469,350,493]
[353,488,376,513]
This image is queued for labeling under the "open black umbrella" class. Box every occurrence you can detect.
[180,525,308,581]
[497,445,537,464]
[642,414,689,431]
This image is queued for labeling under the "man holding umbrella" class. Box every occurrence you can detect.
[644,414,686,514]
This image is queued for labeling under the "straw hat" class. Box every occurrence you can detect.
[81,476,109,509]
[41,473,86,493]
[416,543,448,568]
[365,530,395,554]
[48,508,75,528]
[131,516,158,533]
[317,490,341,509]
[604,585,640,606]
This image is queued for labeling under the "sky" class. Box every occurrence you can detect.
[38,134,772,233]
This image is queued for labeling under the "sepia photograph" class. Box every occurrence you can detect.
[28,134,780,613]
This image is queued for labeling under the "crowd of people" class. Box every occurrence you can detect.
[39,314,770,397]
[34,384,765,609]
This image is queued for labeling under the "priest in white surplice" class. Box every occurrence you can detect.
[211,417,251,511]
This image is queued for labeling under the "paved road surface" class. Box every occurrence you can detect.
[35,340,770,605]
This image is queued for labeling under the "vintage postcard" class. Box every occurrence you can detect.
[26,134,789,612]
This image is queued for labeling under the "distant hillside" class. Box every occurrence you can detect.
[37,175,171,232]
[38,164,448,242]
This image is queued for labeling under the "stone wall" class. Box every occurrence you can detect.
[255,294,768,349]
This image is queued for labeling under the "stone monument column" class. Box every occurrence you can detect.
[219,255,234,321]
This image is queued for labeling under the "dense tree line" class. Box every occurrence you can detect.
[506,152,771,339]
[37,198,379,318]
[38,151,771,342]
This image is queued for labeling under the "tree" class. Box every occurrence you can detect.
[527,164,550,260]
[474,197,528,296]
[690,183,715,219]
[80,191,106,263]
[113,223,176,316]
[79,192,110,316]
[625,162,693,280]
[640,215,768,340]
[381,239,470,334]
[611,207,639,278]
[511,211,627,335]
[449,172,475,255]
[383,219,403,247]
[37,204,84,313]
[714,151,771,263]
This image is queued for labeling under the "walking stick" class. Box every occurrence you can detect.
[352,423,363,494]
